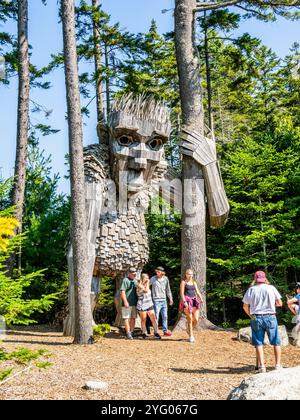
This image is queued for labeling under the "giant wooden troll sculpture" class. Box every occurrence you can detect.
[63,94,229,336]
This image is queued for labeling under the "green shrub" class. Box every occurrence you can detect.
[0,368,13,382]
[9,348,50,365]
[93,324,111,339]
[236,319,251,329]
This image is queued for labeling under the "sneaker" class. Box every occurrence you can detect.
[257,366,266,373]
[142,333,147,339]
[189,336,195,343]
[126,332,133,340]
[275,365,283,370]
[154,333,161,339]
[163,331,172,337]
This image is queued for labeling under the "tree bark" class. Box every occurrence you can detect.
[203,12,213,130]
[92,0,105,125]
[174,0,215,331]
[104,42,110,117]
[61,0,93,344]
[7,0,30,276]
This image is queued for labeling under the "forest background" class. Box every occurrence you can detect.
[1,0,300,329]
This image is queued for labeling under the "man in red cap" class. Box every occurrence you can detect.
[242,271,283,373]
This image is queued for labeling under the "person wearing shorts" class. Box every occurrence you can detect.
[136,273,161,339]
[179,268,203,343]
[242,271,283,373]
[120,268,138,340]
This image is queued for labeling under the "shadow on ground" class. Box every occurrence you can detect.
[3,339,71,347]
[104,331,187,341]
[171,365,255,375]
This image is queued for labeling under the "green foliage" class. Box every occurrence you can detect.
[19,145,70,323]
[0,368,13,382]
[235,319,251,329]
[96,276,115,324]
[0,350,8,361]
[0,268,58,326]
[0,180,58,326]
[9,348,50,365]
[93,324,111,339]
[207,117,300,323]
[35,361,53,369]
[3,3,300,329]
[145,197,182,324]
[0,347,52,381]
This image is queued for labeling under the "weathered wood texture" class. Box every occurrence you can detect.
[174,0,208,330]
[180,128,230,227]
[64,93,173,335]
[81,142,169,277]
[61,0,93,344]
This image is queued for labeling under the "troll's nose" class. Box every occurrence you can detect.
[128,143,148,170]
[128,157,148,170]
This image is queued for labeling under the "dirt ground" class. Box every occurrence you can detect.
[0,325,299,400]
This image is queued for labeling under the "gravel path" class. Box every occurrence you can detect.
[1,326,299,400]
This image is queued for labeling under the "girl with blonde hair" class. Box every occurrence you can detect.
[137,274,161,339]
[179,269,203,343]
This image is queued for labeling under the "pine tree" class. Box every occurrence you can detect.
[0,180,56,326]
[61,0,92,345]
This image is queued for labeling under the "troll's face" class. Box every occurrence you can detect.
[99,96,171,196]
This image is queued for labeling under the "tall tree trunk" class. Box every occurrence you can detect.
[203,12,213,130]
[7,0,30,276]
[92,0,105,125]
[104,42,110,118]
[174,0,215,331]
[61,0,93,345]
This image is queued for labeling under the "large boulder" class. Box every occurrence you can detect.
[238,325,289,347]
[228,366,300,400]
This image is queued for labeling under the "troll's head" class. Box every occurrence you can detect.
[98,94,171,195]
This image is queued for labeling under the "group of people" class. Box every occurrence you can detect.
[119,266,203,342]
[120,266,300,371]
[242,270,300,373]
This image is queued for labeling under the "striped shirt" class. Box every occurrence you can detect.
[137,290,154,311]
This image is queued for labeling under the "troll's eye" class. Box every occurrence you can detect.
[118,135,133,146]
[147,138,163,151]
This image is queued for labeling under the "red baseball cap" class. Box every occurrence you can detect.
[255,271,267,283]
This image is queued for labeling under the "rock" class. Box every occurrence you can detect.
[0,316,6,341]
[291,326,300,346]
[228,366,300,400]
[293,338,300,347]
[238,325,289,347]
[84,381,108,391]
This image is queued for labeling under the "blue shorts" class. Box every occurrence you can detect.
[250,314,281,346]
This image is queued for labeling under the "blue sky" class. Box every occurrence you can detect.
[0,0,299,193]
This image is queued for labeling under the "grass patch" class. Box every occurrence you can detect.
[35,361,52,369]
[9,348,51,365]
[0,368,13,381]
[0,347,52,382]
